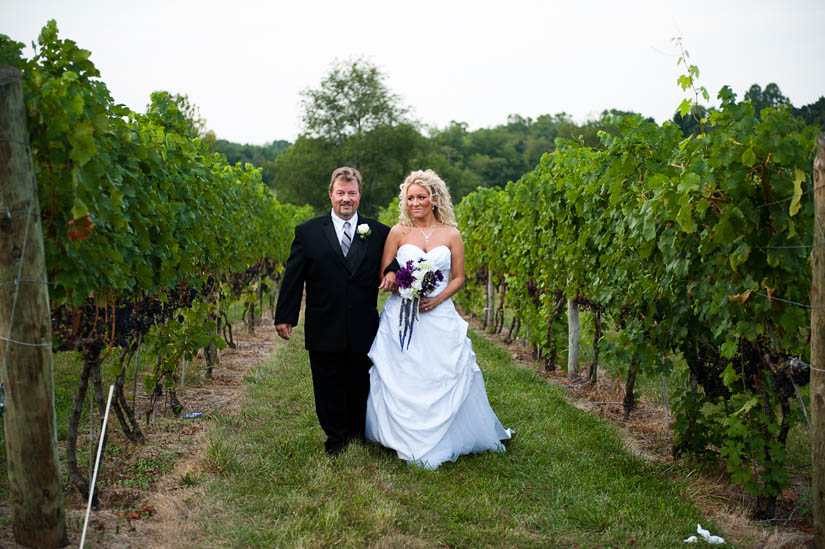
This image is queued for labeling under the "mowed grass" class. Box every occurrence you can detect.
[189,323,713,548]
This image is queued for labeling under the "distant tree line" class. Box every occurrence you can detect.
[673,82,824,137]
[212,139,290,186]
[207,59,824,216]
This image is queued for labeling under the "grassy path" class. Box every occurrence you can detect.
[180,323,715,548]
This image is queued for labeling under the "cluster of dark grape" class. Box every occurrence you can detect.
[682,339,730,399]
[224,263,267,297]
[736,338,775,393]
[573,296,602,313]
[263,258,279,278]
[51,301,112,352]
[525,279,541,306]
[112,301,138,347]
[51,278,208,352]
[199,275,219,298]
[683,336,810,404]
[49,263,277,354]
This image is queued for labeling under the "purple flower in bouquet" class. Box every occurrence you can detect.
[396,258,444,350]
[397,259,443,300]
[395,260,417,290]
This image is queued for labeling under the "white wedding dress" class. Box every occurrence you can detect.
[365,244,512,469]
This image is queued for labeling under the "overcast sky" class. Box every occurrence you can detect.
[3,0,824,145]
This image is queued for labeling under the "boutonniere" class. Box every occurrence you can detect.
[356,223,371,240]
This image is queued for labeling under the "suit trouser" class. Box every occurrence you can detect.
[308,349,372,454]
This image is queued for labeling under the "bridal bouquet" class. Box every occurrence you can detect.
[395,258,444,350]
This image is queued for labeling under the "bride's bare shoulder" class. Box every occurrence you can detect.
[444,225,462,240]
[390,224,413,236]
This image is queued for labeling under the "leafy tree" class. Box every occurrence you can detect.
[270,124,425,215]
[271,58,422,215]
[672,104,710,137]
[269,135,339,212]
[300,57,410,144]
[414,110,649,203]
[212,139,291,186]
[793,96,825,129]
[672,82,822,138]
[214,139,290,166]
[744,83,791,118]
[343,123,426,212]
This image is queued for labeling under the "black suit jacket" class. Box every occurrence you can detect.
[274,214,391,353]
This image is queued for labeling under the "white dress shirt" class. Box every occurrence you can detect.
[330,210,359,247]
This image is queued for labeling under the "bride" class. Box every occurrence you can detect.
[365,169,512,469]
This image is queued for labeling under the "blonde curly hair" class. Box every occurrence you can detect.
[397,169,457,227]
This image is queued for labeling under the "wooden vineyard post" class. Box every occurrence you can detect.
[812,133,825,549]
[485,268,495,330]
[567,298,579,380]
[0,67,68,548]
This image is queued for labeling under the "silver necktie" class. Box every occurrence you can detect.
[341,221,352,256]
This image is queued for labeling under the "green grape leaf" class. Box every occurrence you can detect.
[788,168,805,216]
[733,396,760,416]
[729,242,750,270]
[720,341,738,359]
[71,198,88,220]
[68,92,84,115]
[678,172,701,193]
[675,195,696,233]
[68,122,97,166]
[741,147,757,167]
[678,98,692,117]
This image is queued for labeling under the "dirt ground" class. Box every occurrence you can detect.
[0,314,282,549]
[1,311,815,548]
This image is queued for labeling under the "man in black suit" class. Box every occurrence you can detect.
[274,166,397,455]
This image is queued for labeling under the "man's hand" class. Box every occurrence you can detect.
[379,270,397,293]
[275,323,293,340]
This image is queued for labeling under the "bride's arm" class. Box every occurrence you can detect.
[420,228,465,310]
[378,225,402,289]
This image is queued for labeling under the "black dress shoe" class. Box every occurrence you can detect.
[325,442,346,456]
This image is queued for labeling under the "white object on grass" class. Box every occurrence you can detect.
[684,524,725,545]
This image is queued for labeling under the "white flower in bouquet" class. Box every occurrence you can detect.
[411,278,423,292]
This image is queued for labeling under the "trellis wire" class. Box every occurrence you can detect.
[754,181,825,209]
[760,243,825,250]
[752,292,825,310]
[0,335,53,347]
[3,209,39,217]
[0,278,53,289]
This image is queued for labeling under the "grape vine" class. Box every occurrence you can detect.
[456,77,818,517]
[0,21,311,498]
